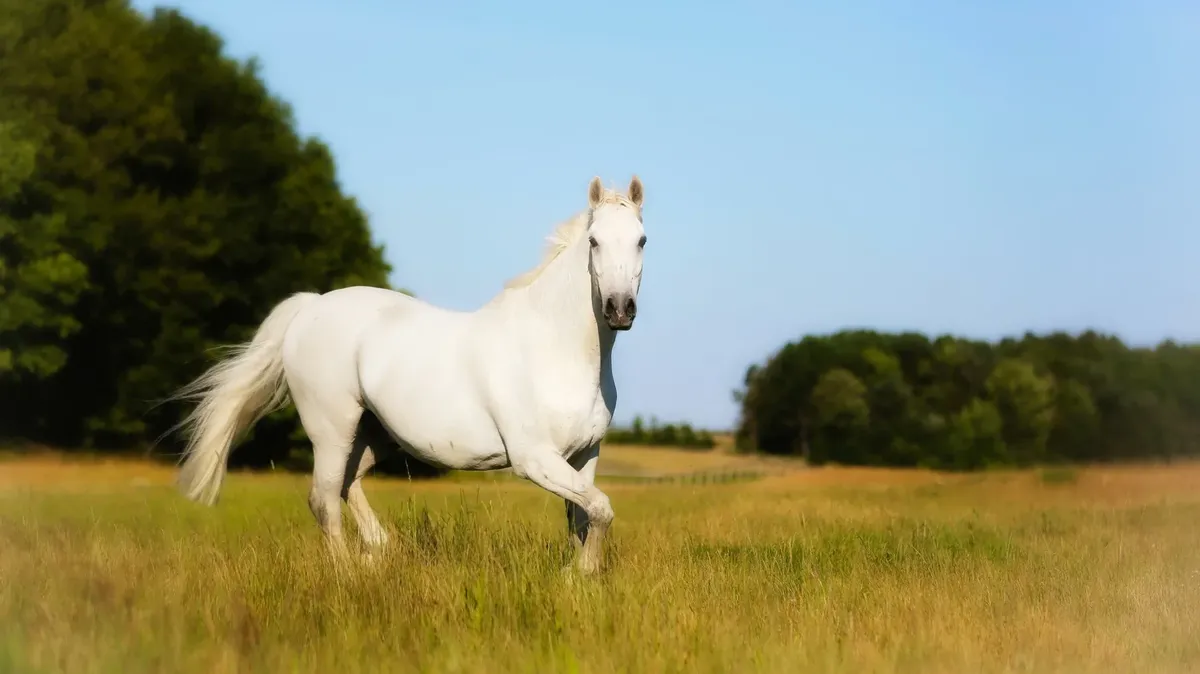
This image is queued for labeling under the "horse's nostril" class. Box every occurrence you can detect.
[625,298,637,317]
[604,297,616,316]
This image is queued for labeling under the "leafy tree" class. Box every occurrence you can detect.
[0,120,89,382]
[0,0,392,469]
[985,359,1056,465]
[859,347,917,465]
[808,367,869,464]
[731,364,760,452]
[1047,379,1099,462]
[630,415,645,442]
[945,399,1007,470]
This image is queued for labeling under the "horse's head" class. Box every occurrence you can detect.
[586,175,646,331]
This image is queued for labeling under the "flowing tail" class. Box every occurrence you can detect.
[172,292,320,505]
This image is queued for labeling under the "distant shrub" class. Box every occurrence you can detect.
[1038,466,1079,485]
[605,415,716,449]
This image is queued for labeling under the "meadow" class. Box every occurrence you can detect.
[2,446,1199,674]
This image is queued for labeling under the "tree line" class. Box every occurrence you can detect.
[732,329,1200,469]
[605,416,717,449]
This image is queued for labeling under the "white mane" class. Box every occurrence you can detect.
[504,188,638,290]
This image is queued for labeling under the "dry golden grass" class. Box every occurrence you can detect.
[2,455,1199,673]
[0,453,178,491]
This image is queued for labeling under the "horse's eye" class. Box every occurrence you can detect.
[589,236,598,248]
[638,235,647,248]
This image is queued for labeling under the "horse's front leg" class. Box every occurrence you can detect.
[564,443,601,552]
[511,445,613,575]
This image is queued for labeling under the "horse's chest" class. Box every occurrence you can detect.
[545,385,613,456]
[520,341,617,455]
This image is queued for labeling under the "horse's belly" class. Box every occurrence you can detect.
[357,310,509,470]
[396,423,508,471]
[364,377,508,472]
[363,383,508,470]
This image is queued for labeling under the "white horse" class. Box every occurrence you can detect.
[171,175,647,574]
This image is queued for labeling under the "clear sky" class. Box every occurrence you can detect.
[132,0,1199,430]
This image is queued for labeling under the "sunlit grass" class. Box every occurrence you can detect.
[2,458,1199,673]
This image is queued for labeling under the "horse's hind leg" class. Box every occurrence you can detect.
[345,461,388,554]
[309,439,354,561]
[343,411,391,556]
[291,392,361,561]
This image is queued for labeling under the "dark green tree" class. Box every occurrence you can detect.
[985,359,1056,465]
[945,399,1007,470]
[808,367,869,465]
[0,0,393,470]
[0,119,89,383]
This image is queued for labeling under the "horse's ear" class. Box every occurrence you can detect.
[588,176,603,208]
[629,175,644,208]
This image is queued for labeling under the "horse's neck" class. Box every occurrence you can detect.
[523,237,615,370]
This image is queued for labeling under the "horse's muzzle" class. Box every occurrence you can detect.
[603,294,636,331]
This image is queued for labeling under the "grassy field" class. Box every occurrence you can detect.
[2,448,1199,673]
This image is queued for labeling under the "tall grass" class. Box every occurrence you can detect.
[2,463,1199,673]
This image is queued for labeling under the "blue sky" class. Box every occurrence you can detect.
[134,0,1199,429]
